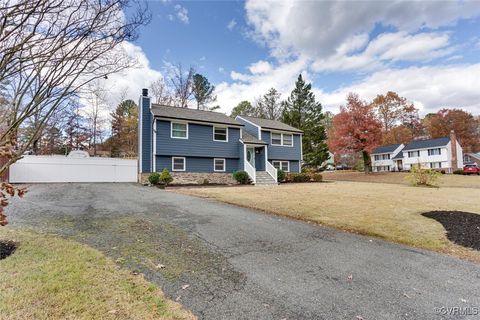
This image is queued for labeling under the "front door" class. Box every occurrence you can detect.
[246,147,255,168]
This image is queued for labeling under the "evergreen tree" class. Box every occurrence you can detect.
[110,99,138,156]
[282,74,329,168]
[230,100,255,118]
[192,73,216,110]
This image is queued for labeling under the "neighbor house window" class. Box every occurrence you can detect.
[213,127,228,142]
[171,122,188,139]
[408,151,420,157]
[430,162,442,169]
[271,133,282,145]
[214,158,226,172]
[172,157,185,171]
[428,148,441,156]
[272,160,289,172]
[374,155,381,161]
[382,154,390,160]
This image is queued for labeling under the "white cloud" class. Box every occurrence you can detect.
[248,60,273,74]
[316,64,480,114]
[174,4,189,24]
[227,19,237,31]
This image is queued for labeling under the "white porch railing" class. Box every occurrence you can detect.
[244,160,256,184]
[266,160,278,183]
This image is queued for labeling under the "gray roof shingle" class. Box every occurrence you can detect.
[372,144,402,154]
[151,104,242,126]
[403,137,450,151]
[238,115,303,133]
[241,131,267,145]
[392,149,404,159]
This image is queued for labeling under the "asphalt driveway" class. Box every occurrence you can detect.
[6,183,480,320]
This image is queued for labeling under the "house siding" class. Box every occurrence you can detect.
[140,96,152,173]
[236,117,260,139]
[155,120,241,158]
[255,147,265,171]
[155,156,238,173]
[262,130,302,161]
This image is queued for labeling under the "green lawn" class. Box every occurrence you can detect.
[0,228,194,320]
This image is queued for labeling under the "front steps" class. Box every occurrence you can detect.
[255,171,277,186]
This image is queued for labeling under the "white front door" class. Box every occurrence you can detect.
[246,147,255,168]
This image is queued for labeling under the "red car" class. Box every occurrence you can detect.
[463,164,480,175]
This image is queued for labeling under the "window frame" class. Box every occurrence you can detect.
[272,160,290,172]
[213,126,228,142]
[270,132,294,147]
[427,148,441,156]
[172,157,186,172]
[171,122,188,139]
[213,158,226,172]
[408,151,420,158]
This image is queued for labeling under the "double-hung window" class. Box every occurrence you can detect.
[271,132,293,146]
[408,151,420,157]
[271,133,282,145]
[171,122,188,139]
[428,148,441,156]
[374,155,380,161]
[172,157,186,171]
[430,162,442,169]
[214,158,226,172]
[213,127,228,142]
[272,160,289,172]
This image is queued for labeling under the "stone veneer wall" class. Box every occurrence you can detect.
[139,172,238,185]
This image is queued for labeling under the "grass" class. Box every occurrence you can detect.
[0,228,195,320]
[174,181,480,263]
[322,171,480,188]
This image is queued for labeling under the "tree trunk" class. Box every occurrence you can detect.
[362,150,371,174]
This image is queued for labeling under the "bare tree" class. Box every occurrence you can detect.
[168,63,195,108]
[0,0,150,226]
[83,80,107,156]
[150,78,173,105]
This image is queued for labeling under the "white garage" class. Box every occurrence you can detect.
[9,155,137,183]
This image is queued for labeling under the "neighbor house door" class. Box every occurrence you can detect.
[246,147,255,168]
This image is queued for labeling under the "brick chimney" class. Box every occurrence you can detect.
[450,130,458,171]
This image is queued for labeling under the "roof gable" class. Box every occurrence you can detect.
[238,115,303,133]
[151,104,242,126]
[372,144,402,154]
[403,137,450,151]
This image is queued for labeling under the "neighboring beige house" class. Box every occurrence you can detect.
[372,131,463,173]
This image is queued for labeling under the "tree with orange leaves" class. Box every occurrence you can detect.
[424,108,480,153]
[328,93,383,173]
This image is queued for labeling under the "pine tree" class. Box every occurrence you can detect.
[192,74,216,110]
[110,99,138,157]
[282,74,329,168]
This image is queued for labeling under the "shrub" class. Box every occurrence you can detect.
[292,173,309,183]
[159,168,173,186]
[453,169,464,175]
[277,170,286,182]
[148,172,160,185]
[407,165,441,187]
[233,171,250,184]
[353,159,365,172]
[311,173,323,182]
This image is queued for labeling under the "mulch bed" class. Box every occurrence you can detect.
[422,211,480,251]
[0,240,16,260]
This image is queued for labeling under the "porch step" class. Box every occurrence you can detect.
[255,171,277,186]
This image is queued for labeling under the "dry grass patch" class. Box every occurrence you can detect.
[0,228,195,320]
[322,171,480,188]
[175,181,480,262]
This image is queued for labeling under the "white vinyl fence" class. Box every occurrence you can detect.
[9,155,137,183]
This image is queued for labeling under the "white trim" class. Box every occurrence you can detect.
[272,160,290,172]
[236,116,262,139]
[170,121,188,139]
[270,131,294,147]
[300,134,303,161]
[264,145,268,171]
[155,117,243,128]
[152,119,157,172]
[172,157,186,171]
[246,146,255,168]
[138,96,143,173]
[213,158,226,172]
[213,126,229,142]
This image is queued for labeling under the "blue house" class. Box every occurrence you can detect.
[139,89,303,185]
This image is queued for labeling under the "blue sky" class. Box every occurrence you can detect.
[114,0,480,115]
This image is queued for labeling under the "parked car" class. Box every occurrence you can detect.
[463,164,480,175]
[335,164,351,170]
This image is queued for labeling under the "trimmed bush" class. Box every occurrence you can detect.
[292,173,309,183]
[159,168,173,186]
[453,169,464,175]
[148,172,160,185]
[233,171,250,184]
[277,170,286,182]
[311,173,323,182]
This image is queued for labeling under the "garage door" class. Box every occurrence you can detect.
[9,155,137,183]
